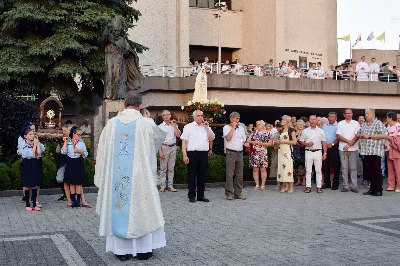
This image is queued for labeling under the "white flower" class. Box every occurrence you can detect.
[221,104,224,107]
[223,111,226,114]
[188,101,192,105]
[46,109,55,119]
[181,106,184,110]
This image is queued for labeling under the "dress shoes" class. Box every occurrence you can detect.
[371,192,382,196]
[197,197,210,202]
[137,252,153,260]
[189,198,196,203]
[321,184,331,189]
[363,190,373,195]
[115,255,129,261]
[331,186,339,190]
[234,195,246,200]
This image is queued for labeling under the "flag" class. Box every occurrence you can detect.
[352,34,361,47]
[367,31,375,41]
[337,34,350,41]
[376,32,385,42]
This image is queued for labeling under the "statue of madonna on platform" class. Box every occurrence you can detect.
[102,16,144,99]
[192,68,207,102]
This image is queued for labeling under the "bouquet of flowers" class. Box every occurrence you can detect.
[181,99,226,117]
[46,110,55,120]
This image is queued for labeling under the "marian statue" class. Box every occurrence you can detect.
[102,16,144,99]
[192,68,207,102]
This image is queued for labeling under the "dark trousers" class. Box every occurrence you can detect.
[187,151,208,199]
[323,147,341,187]
[364,155,383,193]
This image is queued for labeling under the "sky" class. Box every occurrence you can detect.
[337,0,400,64]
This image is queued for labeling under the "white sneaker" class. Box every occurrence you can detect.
[395,189,400,193]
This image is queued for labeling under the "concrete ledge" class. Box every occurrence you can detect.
[141,74,400,96]
[0,180,278,197]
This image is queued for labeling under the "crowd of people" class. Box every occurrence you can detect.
[157,106,400,199]
[190,56,400,82]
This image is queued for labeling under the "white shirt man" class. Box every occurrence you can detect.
[221,61,231,74]
[336,109,360,192]
[316,63,326,79]
[234,60,244,75]
[369,58,380,81]
[299,116,327,192]
[223,112,247,200]
[181,110,215,202]
[158,110,181,192]
[356,56,370,81]
[254,65,263,76]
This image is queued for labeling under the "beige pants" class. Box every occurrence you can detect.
[159,145,177,188]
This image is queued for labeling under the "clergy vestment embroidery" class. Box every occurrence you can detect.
[112,120,137,238]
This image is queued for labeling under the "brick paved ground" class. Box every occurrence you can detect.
[1,183,400,266]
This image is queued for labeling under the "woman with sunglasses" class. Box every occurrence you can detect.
[62,126,88,208]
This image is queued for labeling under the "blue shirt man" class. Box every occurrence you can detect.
[321,112,341,190]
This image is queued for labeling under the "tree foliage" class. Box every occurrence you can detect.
[0,91,38,161]
[0,0,146,100]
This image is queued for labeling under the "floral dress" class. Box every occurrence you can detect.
[277,131,294,182]
[249,130,271,168]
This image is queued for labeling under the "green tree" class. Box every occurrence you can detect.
[0,0,146,105]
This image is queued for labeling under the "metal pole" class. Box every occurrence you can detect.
[217,0,222,74]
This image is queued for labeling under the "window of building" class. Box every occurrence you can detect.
[189,0,232,10]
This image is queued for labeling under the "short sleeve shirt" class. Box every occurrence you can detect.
[358,119,387,157]
[300,127,326,150]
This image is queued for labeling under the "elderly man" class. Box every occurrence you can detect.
[181,110,215,203]
[300,115,327,193]
[158,110,181,192]
[322,112,340,190]
[223,112,247,200]
[357,108,388,196]
[356,56,370,81]
[95,92,167,261]
[336,109,360,193]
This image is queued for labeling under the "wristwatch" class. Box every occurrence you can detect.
[332,143,335,146]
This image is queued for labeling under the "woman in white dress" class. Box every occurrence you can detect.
[192,68,207,102]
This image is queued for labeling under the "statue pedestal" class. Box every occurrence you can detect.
[93,100,125,157]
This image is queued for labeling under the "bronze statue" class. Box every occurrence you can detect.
[102,16,143,99]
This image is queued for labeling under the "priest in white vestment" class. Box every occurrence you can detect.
[369,58,380,82]
[95,92,167,261]
[356,56,370,81]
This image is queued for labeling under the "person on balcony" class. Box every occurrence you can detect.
[369,58,380,81]
[356,56,370,81]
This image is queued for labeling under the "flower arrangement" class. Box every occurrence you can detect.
[46,109,55,120]
[181,99,226,117]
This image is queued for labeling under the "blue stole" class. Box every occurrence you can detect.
[111,120,137,238]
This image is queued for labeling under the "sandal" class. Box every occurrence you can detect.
[288,189,294,194]
[274,186,280,190]
[280,189,288,193]
[304,187,311,193]
[317,188,323,193]
[81,203,92,208]
[260,186,266,191]
[253,186,260,191]
[67,202,72,208]
[295,183,301,186]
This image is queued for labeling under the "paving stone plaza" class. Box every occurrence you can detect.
[1,185,400,266]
